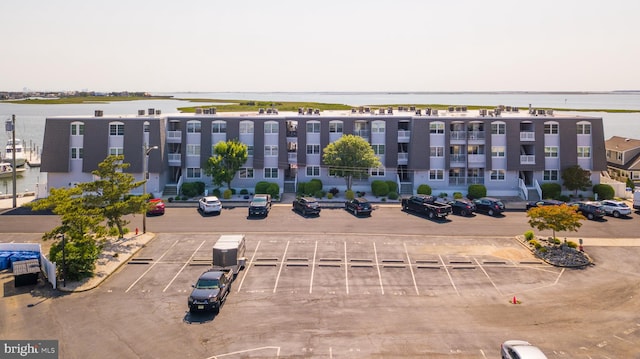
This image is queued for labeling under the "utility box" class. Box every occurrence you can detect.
[212,234,246,275]
[12,259,40,287]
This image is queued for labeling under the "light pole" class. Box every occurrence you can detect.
[142,144,158,234]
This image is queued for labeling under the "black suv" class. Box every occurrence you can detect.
[345,198,372,216]
[188,270,232,314]
[293,197,321,216]
[447,198,476,216]
[248,194,272,217]
[473,197,505,216]
[570,201,605,220]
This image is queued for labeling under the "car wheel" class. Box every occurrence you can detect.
[613,211,620,218]
[428,211,435,219]
[460,209,467,216]
[488,209,495,216]
[213,303,220,314]
[355,209,359,216]
[587,213,594,220]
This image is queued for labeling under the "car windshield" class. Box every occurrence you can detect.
[207,200,219,204]
[252,198,266,203]
[196,279,220,289]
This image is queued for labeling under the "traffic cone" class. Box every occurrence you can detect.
[512,296,517,304]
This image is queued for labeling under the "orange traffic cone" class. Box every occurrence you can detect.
[512,296,517,304]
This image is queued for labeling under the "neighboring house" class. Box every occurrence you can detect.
[605,136,640,187]
[40,106,607,199]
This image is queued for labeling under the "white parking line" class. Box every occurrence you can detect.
[273,241,290,293]
[373,242,384,295]
[125,239,179,293]
[236,240,261,292]
[309,241,318,294]
[439,254,460,296]
[474,257,503,296]
[162,240,206,292]
[344,241,349,295]
[404,243,419,295]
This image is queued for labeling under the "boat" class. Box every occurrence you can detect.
[0,162,26,179]
[3,139,27,168]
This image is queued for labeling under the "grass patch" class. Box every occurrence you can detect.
[4,95,173,104]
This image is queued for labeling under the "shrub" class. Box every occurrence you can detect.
[453,192,463,199]
[558,195,570,202]
[327,193,334,199]
[439,192,448,198]
[540,183,562,199]
[467,184,486,199]
[266,183,280,198]
[567,241,578,249]
[212,188,221,197]
[538,247,548,253]
[524,230,535,241]
[593,184,615,200]
[314,190,326,198]
[387,192,399,200]
[308,179,323,194]
[345,189,355,200]
[181,182,205,198]
[255,181,270,194]
[329,187,339,196]
[223,189,232,199]
[240,188,249,195]
[385,181,398,194]
[168,197,174,203]
[371,180,389,196]
[417,184,432,195]
[529,239,542,250]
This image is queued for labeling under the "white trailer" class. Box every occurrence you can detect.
[212,234,246,275]
[634,191,640,211]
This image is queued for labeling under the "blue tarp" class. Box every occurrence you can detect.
[0,251,41,271]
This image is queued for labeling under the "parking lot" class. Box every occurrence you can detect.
[2,205,640,358]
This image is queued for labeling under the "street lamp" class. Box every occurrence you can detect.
[142,144,159,234]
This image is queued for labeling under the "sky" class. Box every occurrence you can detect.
[1,0,639,93]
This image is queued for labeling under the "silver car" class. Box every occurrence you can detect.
[198,196,222,215]
[599,199,632,218]
[501,340,548,359]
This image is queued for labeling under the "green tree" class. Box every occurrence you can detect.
[81,155,147,238]
[527,204,585,240]
[322,134,382,190]
[562,165,592,196]
[204,139,248,190]
[26,186,105,280]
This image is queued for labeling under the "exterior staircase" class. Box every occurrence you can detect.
[163,184,178,197]
[527,188,540,202]
[400,183,413,195]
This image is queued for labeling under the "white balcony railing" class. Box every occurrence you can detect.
[288,152,297,162]
[520,131,535,141]
[167,131,182,142]
[397,130,411,142]
[520,155,535,164]
[168,153,181,165]
[397,153,409,164]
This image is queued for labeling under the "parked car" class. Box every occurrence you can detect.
[187,270,232,314]
[401,194,452,219]
[146,198,165,215]
[345,198,373,216]
[473,197,505,216]
[570,201,605,220]
[248,194,272,217]
[447,198,476,216]
[525,199,564,210]
[599,199,632,218]
[198,196,222,215]
[293,197,321,217]
[501,340,548,359]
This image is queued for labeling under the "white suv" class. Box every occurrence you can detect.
[501,340,548,359]
[599,200,631,218]
[198,196,222,215]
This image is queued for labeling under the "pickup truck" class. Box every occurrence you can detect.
[401,195,452,219]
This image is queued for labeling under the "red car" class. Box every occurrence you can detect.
[147,198,165,215]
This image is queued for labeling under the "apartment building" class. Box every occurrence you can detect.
[40,106,607,199]
[605,136,640,187]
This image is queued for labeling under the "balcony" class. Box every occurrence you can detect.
[468,154,485,164]
[520,131,535,141]
[450,131,466,141]
[520,155,535,164]
[467,131,485,140]
[449,177,466,186]
[288,152,297,163]
[450,154,466,163]
[397,153,409,164]
[467,177,485,184]
[397,130,411,142]
[167,131,182,143]
[168,153,181,166]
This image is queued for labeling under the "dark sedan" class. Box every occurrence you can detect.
[525,199,565,210]
[473,197,505,216]
[447,198,476,216]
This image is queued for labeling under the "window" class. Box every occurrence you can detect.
[429,169,444,180]
[371,167,385,176]
[239,168,254,179]
[264,121,279,134]
[143,122,150,133]
[240,121,254,134]
[429,122,444,134]
[109,147,123,156]
[306,144,321,155]
[491,122,506,135]
[306,122,320,133]
[212,121,226,133]
[430,146,444,157]
[71,123,84,136]
[264,168,278,178]
[329,121,343,133]
[577,123,591,135]
[247,145,254,156]
[187,121,201,133]
[372,121,385,133]
[545,146,559,158]
[544,123,559,134]
[490,170,505,181]
[491,146,505,157]
[187,144,201,156]
[264,145,278,156]
[467,145,484,155]
[544,170,559,181]
[371,144,385,155]
[306,166,320,177]
[109,123,124,136]
[186,168,201,178]
[578,146,591,158]
[71,147,83,159]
